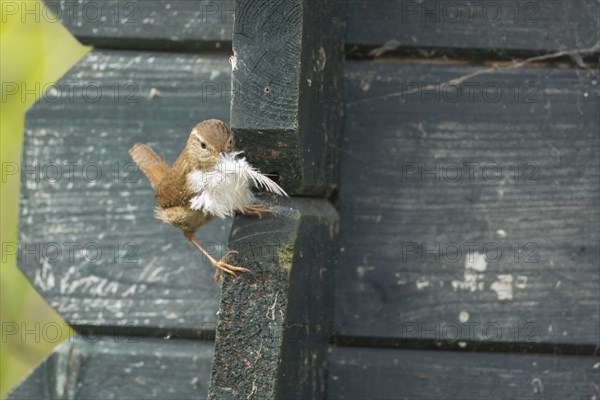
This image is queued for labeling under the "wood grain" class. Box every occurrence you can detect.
[209,197,339,400]
[328,346,600,400]
[18,50,233,336]
[229,0,344,196]
[43,0,234,51]
[43,0,599,58]
[335,60,599,347]
[346,0,600,58]
[7,335,214,400]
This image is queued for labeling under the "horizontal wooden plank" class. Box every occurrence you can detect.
[8,335,214,400]
[328,347,600,399]
[346,0,600,58]
[42,0,599,57]
[18,50,232,335]
[40,0,599,57]
[43,0,234,50]
[335,60,599,346]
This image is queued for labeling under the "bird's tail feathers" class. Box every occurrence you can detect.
[128,143,169,189]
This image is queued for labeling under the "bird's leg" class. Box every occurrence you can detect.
[242,204,276,219]
[184,232,250,283]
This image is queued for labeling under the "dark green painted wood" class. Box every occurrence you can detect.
[13,2,598,399]
[43,0,234,51]
[7,335,214,400]
[209,197,339,400]
[42,0,599,58]
[229,0,344,196]
[328,347,600,399]
[18,50,232,336]
[346,0,600,58]
[335,60,599,347]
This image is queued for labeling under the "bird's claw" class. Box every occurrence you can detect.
[212,255,250,283]
[242,204,276,219]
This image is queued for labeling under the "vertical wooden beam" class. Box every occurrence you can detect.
[209,1,343,397]
[229,0,345,196]
[209,197,339,399]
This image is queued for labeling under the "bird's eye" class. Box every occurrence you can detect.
[200,142,207,149]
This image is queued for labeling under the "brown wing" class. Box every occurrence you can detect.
[154,171,195,209]
[129,143,170,189]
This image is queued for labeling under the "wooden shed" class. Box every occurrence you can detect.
[9,0,599,399]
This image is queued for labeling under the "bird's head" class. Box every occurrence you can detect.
[185,119,235,171]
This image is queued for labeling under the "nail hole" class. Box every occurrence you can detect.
[264,86,271,95]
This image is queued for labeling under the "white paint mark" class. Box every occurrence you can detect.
[451,271,485,292]
[122,284,137,297]
[209,69,221,80]
[360,80,371,92]
[356,266,374,278]
[496,229,507,238]
[63,275,111,296]
[491,274,514,300]
[416,279,430,290]
[459,311,470,323]
[448,253,485,292]
[531,378,543,394]
[555,280,561,288]
[107,281,119,295]
[465,252,487,271]
[515,275,528,289]
[148,88,160,99]
[47,87,58,98]
[34,260,55,291]
[593,362,599,369]
[90,278,108,296]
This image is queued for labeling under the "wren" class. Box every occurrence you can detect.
[129,119,287,282]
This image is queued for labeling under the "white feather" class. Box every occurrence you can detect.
[187,152,288,219]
